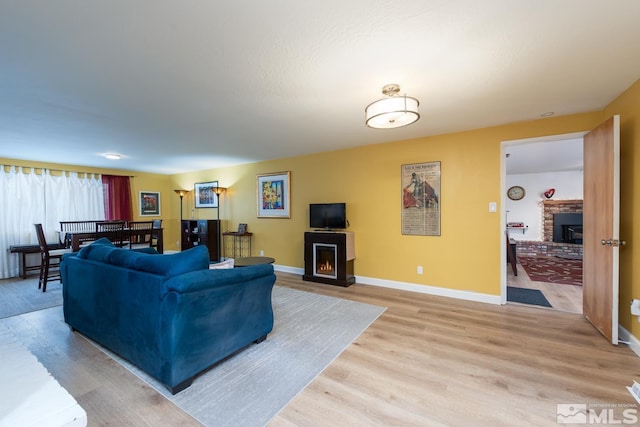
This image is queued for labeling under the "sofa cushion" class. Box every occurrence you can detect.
[76,238,116,262]
[107,249,148,269]
[134,245,209,277]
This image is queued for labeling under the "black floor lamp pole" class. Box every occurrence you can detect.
[212,185,226,262]
[174,189,188,249]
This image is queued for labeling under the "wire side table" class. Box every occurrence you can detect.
[222,232,253,258]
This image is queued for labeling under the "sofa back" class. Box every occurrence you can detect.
[75,237,210,277]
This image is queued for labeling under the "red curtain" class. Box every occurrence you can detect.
[102,175,133,220]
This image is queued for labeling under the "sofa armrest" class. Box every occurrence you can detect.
[162,263,274,294]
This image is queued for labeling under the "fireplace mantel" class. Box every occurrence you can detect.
[303,231,355,287]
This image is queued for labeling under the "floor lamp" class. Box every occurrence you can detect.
[174,189,189,250]
[174,189,189,221]
[212,185,226,261]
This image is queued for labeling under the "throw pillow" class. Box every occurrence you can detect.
[134,245,209,277]
[76,238,116,262]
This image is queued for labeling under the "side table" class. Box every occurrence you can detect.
[234,256,275,267]
[222,232,253,258]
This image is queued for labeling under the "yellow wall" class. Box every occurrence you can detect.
[604,79,640,335]
[169,111,603,296]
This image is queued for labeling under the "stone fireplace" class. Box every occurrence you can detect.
[542,199,583,242]
[516,199,583,259]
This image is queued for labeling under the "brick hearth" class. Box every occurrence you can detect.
[515,199,583,259]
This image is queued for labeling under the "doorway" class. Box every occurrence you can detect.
[501,133,585,314]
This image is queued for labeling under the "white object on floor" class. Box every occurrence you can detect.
[0,324,87,427]
[209,258,234,269]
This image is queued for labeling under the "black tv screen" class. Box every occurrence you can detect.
[310,203,346,230]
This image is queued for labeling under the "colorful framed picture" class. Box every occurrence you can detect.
[194,181,219,208]
[139,191,161,216]
[257,171,290,218]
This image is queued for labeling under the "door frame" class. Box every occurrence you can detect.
[499,131,587,304]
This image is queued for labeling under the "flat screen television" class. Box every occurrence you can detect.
[309,203,347,230]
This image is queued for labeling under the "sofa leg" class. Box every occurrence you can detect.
[254,334,267,344]
[169,378,193,395]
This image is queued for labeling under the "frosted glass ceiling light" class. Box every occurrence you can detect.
[365,84,420,129]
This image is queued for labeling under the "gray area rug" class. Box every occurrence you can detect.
[0,278,63,319]
[94,285,385,427]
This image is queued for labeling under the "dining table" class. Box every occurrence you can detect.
[62,228,164,253]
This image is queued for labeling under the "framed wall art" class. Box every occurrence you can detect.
[257,171,290,218]
[194,181,219,208]
[401,162,441,236]
[139,191,161,216]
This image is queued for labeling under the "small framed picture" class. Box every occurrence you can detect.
[257,171,291,218]
[238,223,247,234]
[194,181,220,208]
[139,191,161,216]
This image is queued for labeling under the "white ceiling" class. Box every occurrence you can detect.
[506,138,583,175]
[1,1,639,174]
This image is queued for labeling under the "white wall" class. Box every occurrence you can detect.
[506,170,583,241]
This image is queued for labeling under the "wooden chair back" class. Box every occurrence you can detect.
[127,221,154,248]
[96,221,126,247]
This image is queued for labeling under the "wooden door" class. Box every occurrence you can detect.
[583,115,621,344]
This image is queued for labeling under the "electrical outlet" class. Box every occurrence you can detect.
[176,241,180,247]
[417,265,423,274]
[260,250,264,256]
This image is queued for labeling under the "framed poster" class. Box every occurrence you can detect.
[401,162,441,236]
[139,191,161,216]
[257,171,290,218]
[194,181,219,208]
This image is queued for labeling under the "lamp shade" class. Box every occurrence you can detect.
[365,95,420,129]
[212,186,226,196]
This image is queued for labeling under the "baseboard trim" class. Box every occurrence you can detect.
[619,325,640,358]
[356,275,501,305]
[273,265,304,275]
[273,265,500,305]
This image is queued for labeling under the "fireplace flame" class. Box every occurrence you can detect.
[318,259,334,273]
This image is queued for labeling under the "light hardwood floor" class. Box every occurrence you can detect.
[507,261,583,314]
[2,271,637,426]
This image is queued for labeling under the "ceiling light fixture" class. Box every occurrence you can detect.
[540,111,555,117]
[365,84,420,129]
[104,153,121,160]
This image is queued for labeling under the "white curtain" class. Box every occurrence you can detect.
[0,167,105,279]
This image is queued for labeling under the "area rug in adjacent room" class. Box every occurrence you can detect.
[95,285,386,427]
[518,255,582,286]
[507,286,552,308]
[0,278,63,319]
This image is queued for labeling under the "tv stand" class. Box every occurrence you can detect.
[303,231,355,287]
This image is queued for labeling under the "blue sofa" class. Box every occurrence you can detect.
[60,238,276,394]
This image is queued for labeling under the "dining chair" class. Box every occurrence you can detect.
[95,221,126,247]
[34,223,73,292]
[127,221,154,249]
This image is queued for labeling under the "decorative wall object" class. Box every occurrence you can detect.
[194,181,219,208]
[139,191,161,216]
[401,162,441,236]
[257,171,290,218]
